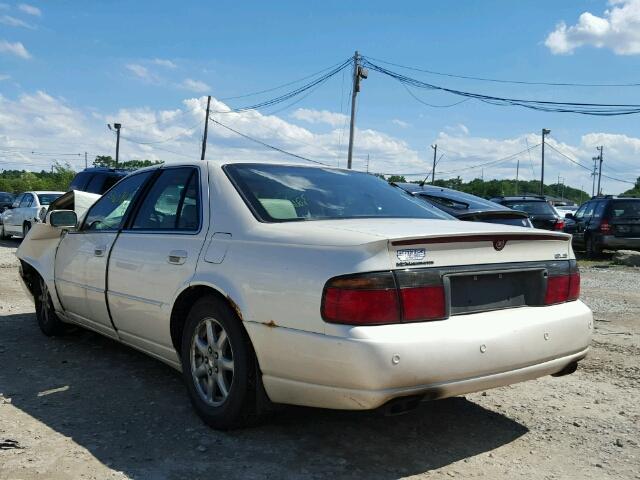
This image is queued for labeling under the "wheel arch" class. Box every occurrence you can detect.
[169,282,249,356]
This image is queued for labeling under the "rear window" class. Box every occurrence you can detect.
[610,200,640,218]
[503,201,555,215]
[69,172,92,191]
[37,193,62,205]
[419,192,506,211]
[225,164,453,222]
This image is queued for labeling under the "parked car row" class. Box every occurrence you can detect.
[16,161,592,429]
[1,191,64,239]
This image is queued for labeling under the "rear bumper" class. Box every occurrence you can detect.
[600,235,640,250]
[246,301,593,410]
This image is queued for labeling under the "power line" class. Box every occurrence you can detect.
[545,142,635,185]
[208,116,330,166]
[377,143,540,176]
[402,84,469,108]
[364,55,640,88]
[210,59,352,114]
[363,59,640,116]
[217,58,353,101]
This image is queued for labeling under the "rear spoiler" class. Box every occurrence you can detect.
[392,232,570,247]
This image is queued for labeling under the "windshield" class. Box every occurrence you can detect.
[610,200,640,219]
[224,164,454,222]
[37,193,62,205]
[0,193,14,202]
[503,201,555,215]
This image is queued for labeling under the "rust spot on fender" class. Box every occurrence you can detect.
[226,295,243,321]
[262,320,278,328]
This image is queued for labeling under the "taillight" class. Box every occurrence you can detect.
[321,271,446,325]
[600,219,611,233]
[545,271,580,305]
[554,219,565,231]
[400,286,446,322]
[322,272,399,325]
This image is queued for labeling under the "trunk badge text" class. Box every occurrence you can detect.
[396,248,433,267]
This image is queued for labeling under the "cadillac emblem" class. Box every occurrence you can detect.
[493,239,507,251]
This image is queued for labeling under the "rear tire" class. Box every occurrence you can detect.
[0,225,8,239]
[35,277,65,336]
[585,236,601,259]
[180,296,261,430]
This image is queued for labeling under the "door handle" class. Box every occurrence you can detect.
[94,246,106,257]
[168,250,188,265]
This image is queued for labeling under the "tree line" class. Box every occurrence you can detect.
[0,157,162,194]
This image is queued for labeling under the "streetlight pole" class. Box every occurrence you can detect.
[347,51,367,169]
[114,123,122,169]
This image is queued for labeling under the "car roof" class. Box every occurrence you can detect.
[394,183,510,211]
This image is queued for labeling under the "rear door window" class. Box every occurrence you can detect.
[130,168,200,231]
[69,172,92,191]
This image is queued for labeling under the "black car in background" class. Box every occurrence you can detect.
[68,167,129,195]
[0,192,14,212]
[395,183,533,227]
[564,196,640,257]
[490,195,564,231]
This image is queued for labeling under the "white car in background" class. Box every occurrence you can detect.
[16,162,592,429]
[1,191,64,239]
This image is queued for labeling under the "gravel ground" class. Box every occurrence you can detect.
[0,238,639,480]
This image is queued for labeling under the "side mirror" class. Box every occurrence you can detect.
[565,213,575,220]
[47,210,78,228]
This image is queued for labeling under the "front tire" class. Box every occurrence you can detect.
[0,224,8,239]
[181,296,260,429]
[22,222,31,239]
[35,277,65,336]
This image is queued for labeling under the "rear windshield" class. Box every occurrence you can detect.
[610,200,640,218]
[503,201,555,215]
[419,191,506,211]
[37,193,62,205]
[224,164,454,222]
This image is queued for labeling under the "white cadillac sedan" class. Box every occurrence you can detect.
[17,161,592,429]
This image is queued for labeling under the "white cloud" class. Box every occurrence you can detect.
[153,58,177,68]
[18,3,41,16]
[0,73,9,81]
[0,91,636,194]
[126,63,151,79]
[391,119,410,128]
[545,0,640,55]
[180,78,210,93]
[0,14,34,28]
[291,108,348,127]
[0,40,31,59]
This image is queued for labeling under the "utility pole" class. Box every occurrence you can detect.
[114,123,121,169]
[515,158,520,195]
[347,51,367,169]
[580,185,584,204]
[591,156,598,197]
[431,144,437,183]
[557,174,561,197]
[201,95,212,161]
[540,128,551,196]
[84,152,87,169]
[481,168,485,197]
[596,146,604,195]
[366,154,370,173]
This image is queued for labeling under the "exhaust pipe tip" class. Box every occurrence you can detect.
[381,395,424,416]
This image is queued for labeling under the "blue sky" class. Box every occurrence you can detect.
[2,0,640,193]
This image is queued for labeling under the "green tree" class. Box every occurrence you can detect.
[93,155,163,169]
[386,175,406,183]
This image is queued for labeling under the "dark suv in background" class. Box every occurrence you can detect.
[0,192,15,212]
[68,167,129,195]
[564,196,640,257]
[490,195,564,231]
